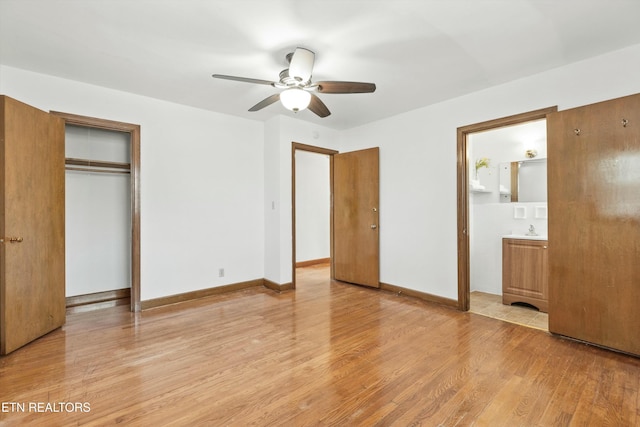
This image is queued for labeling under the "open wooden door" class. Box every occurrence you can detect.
[0,96,65,355]
[333,147,379,288]
[548,93,640,356]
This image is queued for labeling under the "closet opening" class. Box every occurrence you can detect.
[52,112,141,312]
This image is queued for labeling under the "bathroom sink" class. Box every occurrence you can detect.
[503,234,548,241]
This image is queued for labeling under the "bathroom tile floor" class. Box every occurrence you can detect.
[470,291,548,331]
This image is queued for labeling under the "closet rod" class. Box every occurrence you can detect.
[65,157,130,170]
[65,166,130,175]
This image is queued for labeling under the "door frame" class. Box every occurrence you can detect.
[51,111,142,312]
[456,106,556,311]
[291,142,338,289]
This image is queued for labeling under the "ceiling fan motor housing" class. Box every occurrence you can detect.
[278,69,310,87]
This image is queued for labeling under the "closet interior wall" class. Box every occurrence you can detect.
[65,125,132,297]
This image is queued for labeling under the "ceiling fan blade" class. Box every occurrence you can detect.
[248,94,280,112]
[316,81,376,94]
[288,47,315,82]
[308,94,331,118]
[212,74,275,86]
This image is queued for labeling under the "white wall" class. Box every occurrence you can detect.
[295,150,330,262]
[263,118,282,283]
[4,41,640,304]
[0,65,265,301]
[340,43,640,301]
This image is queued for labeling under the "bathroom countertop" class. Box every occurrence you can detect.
[503,234,548,241]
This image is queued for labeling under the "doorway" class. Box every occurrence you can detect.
[52,111,141,312]
[291,143,380,290]
[291,142,337,289]
[456,107,556,312]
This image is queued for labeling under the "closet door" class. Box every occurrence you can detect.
[0,96,65,355]
[547,93,640,355]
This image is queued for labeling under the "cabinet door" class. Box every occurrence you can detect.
[0,96,65,355]
[548,93,640,356]
[502,239,548,311]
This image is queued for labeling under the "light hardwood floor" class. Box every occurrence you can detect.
[0,264,638,426]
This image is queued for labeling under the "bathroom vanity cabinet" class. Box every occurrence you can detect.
[502,237,548,312]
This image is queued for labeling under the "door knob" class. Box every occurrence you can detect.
[371,224,377,229]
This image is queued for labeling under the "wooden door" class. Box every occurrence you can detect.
[333,147,379,288]
[547,93,640,355]
[1,96,65,355]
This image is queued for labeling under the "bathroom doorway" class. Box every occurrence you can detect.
[456,107,556,326]
[467,119,550,329]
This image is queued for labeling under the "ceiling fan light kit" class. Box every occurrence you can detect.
[280,88,311,112]
[212,47,376,118]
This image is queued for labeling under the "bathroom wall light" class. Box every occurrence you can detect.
[280,88,311,113]
[525,149,538,158]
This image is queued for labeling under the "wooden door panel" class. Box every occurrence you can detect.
[502,239,548,298]
[1,96,65,355]
[548,93,640,355]
[333,147,379,288]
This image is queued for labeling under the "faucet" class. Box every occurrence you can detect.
[527,224,537,236]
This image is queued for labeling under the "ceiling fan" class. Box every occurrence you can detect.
[212,47,376,118]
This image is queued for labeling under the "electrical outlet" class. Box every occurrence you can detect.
[218,268,224,278]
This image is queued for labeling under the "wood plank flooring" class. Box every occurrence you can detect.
[1,264,639,426]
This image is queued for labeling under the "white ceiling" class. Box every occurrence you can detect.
[2,0,640,130]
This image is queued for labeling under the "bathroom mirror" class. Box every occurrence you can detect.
[499,158,547,203]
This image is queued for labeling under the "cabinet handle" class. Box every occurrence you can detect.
[543,245,547,249]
